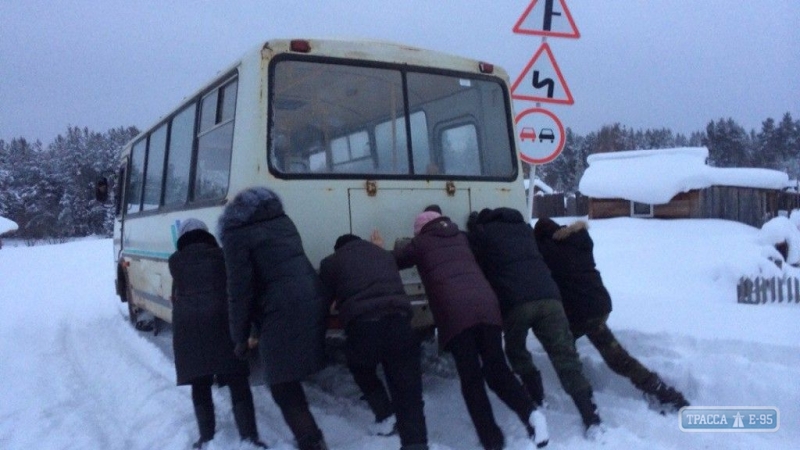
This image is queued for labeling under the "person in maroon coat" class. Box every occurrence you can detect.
[375,211,548,450]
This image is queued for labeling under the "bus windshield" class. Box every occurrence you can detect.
[269,57,516,180]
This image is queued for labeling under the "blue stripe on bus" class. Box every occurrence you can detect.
[122,248,172,260]
[171,220,180,250]
[133,288,172,309]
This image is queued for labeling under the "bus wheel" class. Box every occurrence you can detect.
[125,282,154,332]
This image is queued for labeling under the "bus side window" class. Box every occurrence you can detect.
[164,105,195,207]
[126,140,146,214]
[194,78,237,201]
[115,166,125,216]
[142,124,167,211]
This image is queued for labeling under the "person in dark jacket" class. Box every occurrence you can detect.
[468,207,601,437]
[218,187,329,450]
[533,217,690,412]
[375,211,547,450]
[319,234,428,450]
[168,218,266,449]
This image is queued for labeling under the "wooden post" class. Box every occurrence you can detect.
[795,277,800,303]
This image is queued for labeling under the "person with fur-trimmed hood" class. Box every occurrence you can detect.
[467,207,600,438]
[533,217,690,413]
[168,218,266,449]
[319,233,429,450]
[218,187,329,450]
[374,210,548,450]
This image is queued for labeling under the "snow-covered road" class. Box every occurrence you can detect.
[1,218,798,449]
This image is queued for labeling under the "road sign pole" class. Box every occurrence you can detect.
[514,0,580,220]
[527,163,536,221]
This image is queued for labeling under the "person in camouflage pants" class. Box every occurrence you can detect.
[533,218,690,413]
[468,208,601,439]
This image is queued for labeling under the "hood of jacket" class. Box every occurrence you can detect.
[553,220,588,241]
[476,207,525,226]
[419,216,460,237]
[217,187,284,240]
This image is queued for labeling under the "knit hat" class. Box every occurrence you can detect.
[178,218,208,238]
[414,211,441,236]
[334,234,361,251]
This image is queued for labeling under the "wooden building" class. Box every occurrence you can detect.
[579,147,797,227]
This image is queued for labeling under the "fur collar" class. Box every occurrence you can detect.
[217,187,283,240]
[553,220,588,240]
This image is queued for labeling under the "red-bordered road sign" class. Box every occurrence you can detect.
[510,42,574,105]
[515,107,565,164]
[513,0,580,38]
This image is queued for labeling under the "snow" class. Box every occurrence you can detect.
[0,215,18,235]
[1,218,799,449]
[579,147,791,204]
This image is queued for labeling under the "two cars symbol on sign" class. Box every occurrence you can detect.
[519,127,555,144]
[515,108,565,165]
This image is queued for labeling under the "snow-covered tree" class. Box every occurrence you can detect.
[703,118,752,167]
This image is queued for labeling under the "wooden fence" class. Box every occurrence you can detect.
[699,187,800,228]
[533,193,589,218]
[737,276,800,304]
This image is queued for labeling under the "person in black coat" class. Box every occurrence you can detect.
[468,207,600,439]
[168,218,265,449]
[218,187,328,450]
[533,218,689,412]
[319,234,428,450]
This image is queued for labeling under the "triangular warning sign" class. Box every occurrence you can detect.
[511,43,574,105]
[513,0,580,38]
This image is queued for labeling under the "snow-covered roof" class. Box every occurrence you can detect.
[0,216,18,235]
[578,147,791,204]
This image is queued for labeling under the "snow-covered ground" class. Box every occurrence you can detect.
[1,218,798,450]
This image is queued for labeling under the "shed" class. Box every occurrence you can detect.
[0,216,19,249]
[578,147,797,227]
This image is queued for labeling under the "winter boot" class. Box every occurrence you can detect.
[363,387,396,435]
[571,390,601,430]
[520,371,545,407]
[368,418,397,437]
[363,387,394,422]
[400,444,429,450]
[527,408,549,448]
[192,403,215,448]
[233,401,268,448]
[297,429,328,450]
[639,374,690,413]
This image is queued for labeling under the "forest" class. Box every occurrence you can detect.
[1,113,798,241]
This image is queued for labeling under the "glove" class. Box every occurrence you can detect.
[234,342,249,360]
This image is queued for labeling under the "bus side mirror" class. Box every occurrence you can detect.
[95,177,109,203]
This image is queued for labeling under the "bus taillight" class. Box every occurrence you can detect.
[479,62,494,74]
[290,40,311,53]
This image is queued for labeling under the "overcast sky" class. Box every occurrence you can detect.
[1,0,798,145]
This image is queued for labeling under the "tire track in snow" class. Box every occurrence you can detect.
[47,316,188,448]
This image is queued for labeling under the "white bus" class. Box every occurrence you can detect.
[102,38,528,333]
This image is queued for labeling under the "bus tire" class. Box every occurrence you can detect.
[121,272,154,332]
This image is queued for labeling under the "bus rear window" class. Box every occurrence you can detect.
[269,58,515,180]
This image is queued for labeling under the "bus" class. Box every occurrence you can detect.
[101,38,529,333]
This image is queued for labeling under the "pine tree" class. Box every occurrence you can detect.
[703,118,751,167]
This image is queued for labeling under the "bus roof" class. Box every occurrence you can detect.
[121,38,512,155]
